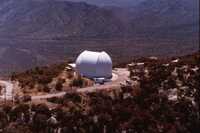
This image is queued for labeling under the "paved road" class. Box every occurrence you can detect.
[32,68,129,100]
[0,80,13,100]
[77,68,129,93]
[0,68,129,101]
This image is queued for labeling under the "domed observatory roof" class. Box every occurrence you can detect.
[76,50,112,78]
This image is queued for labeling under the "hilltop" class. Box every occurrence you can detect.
[0,52,199,132]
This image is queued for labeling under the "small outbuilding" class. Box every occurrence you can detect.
[76,50,112,79]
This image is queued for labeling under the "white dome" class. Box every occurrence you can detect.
[76,50,112,78]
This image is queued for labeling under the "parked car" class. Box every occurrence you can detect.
[94,78,105,85]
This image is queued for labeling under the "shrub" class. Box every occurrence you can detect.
[0,86,3,95]
[55,81,63,91]
[43,85,51,93]
[47,97,62,104]
[22,95,32,102]
[67,72,74,79]
[70,75,84,88]
[11,72,17,81]
[34,104,50,115]
[38,75,53,85]
[63,92,82,103]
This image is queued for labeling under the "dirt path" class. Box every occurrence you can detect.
[32,68,129,100]
[0,68,129,101]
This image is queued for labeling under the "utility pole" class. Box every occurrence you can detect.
[12,83,14,105]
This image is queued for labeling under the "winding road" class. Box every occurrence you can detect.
[0,68,129,101]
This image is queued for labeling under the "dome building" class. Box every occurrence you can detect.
[76,50,112,79]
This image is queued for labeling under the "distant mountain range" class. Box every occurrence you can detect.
[0,0,198,39]
[0,0,198,75]
[123,0,199,38]
[68,0,146,7]
[0,0,124,39]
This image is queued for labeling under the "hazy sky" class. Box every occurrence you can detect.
[68,0,145,7]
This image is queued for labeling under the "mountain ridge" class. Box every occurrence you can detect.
[0,0,125,39]
[0,0,198,75]
[0,0,198,39]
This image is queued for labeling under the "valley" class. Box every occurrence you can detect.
[0,0,198,76]
[0,37,198,76]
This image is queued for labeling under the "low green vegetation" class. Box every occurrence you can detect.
[11,63,66,93]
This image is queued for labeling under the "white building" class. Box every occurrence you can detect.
[76,50,112,79]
